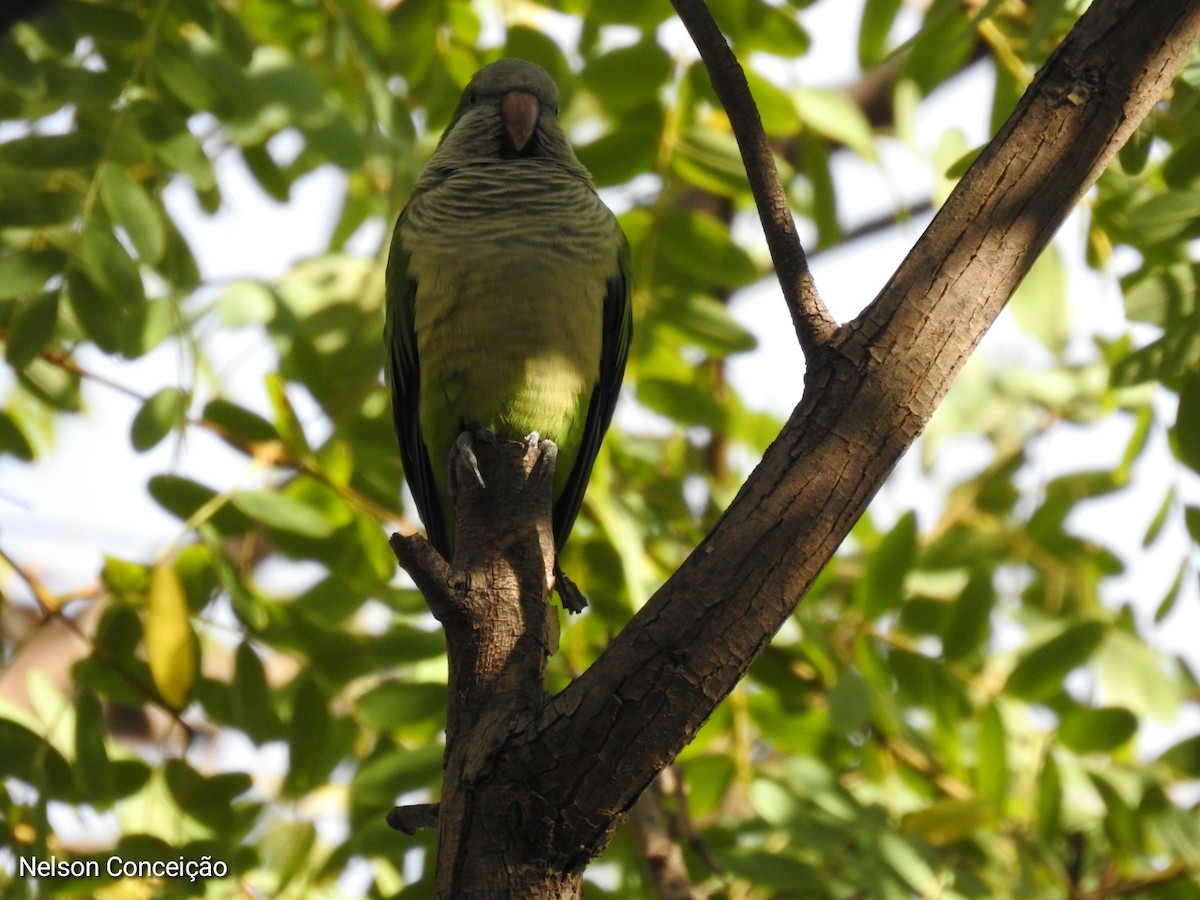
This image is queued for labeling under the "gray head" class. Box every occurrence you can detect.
[435,59,569,162]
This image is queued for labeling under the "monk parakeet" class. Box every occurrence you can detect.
[384,59,631,610]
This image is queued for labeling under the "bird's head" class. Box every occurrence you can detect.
[434,59,570,163]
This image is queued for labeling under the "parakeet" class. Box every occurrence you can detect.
[384,59,631,610]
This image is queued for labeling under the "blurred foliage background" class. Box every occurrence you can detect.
[1,0,1199,896]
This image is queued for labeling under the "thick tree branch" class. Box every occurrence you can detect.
[669,0,836,355]
[389,438,562,895]
[502,0,1200,863]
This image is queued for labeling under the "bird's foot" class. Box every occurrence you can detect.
[554,564,588,614]
[525,432,558,486]
[451,430,491,493]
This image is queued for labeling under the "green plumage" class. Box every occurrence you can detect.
[384,59,631,590]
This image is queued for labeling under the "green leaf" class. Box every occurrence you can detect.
[581,40,671,110]
[1090,773,1140,848]
[73,690,115,808]
[941,568,995,660]
[231,489,335,538]
[794,87,876,158]
[99,166,166,264]
[0,249,65,299]
[1036,750,1061,834]
[0,39,43,98]
[0,718,76,801]
[121,297,177,359]
[0,188,82,226]
[355,682,447,731]
[1118,117,1154,175]
[903,0,975,94]
[671,128,755,199]
[66,269,125,353]
[152,42,226,113]
[1005,620,1106,701]
[0,131,102,169]
[1119,261,1197,327]
[859,0,903,67]
[1097,630,1184,721]
[1009,245,1068,352]
[977,702,1007,804]
[4,291,58,369]
[101,555,149,596]
[164,759,253,833]
[730,0,810,56]
[203,398,279,444]
[1058,706,1138,754]
[745,70,801,137]
[1174,372,1200,474]
[1111,327,1200,386]
[350,743,444,806]
[230,642,283,744]
[242,143,291,201]
[147,474,251,534]
[877,831,936,892]
[18,355,81,411]
[901,798,992,846]
[858,511,917,618]
[1163,134,1200,188]
[658,210,759,289]
[0,410,34,460]
[575,116,661,186]
[248,51,326,124]
[283,676,349,797]
[723,848,820,891]
[1153,564,1185,624]
[661,292,757,357]
[638,378,725,429]
[131,102,216,192]
[80,222,145,308]
[130,387,188,452]
[1124,191,1200,245]
[217,279,276,327]
[828,669,872,735]
[1159,734,1200,776]
[266,374,311,455]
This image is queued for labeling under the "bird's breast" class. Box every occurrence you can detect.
[403,167,615,443]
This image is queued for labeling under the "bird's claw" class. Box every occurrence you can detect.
[453,431,486,490]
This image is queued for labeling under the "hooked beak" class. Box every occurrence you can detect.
[501,90,540,152]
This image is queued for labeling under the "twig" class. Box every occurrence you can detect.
[629,769,702,900]
[387,802,440,834]
[668,0,837,356]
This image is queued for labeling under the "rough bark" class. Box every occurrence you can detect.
[390,0,1200,895]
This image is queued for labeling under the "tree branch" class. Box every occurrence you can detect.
[505,0,1200,862]
[387,802,440,834]
[389,436,563,895]
[668,0,836,356]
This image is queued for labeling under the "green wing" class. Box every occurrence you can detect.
[383,206,452,557]
[551,232,633,551]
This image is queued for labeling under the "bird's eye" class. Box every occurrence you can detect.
[466,91,478,105]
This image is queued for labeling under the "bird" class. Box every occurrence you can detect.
[383,59,632,611]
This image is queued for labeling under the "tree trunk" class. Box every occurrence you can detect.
[390,0,1200,895]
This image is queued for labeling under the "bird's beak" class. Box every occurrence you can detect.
[501,90,540,151]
